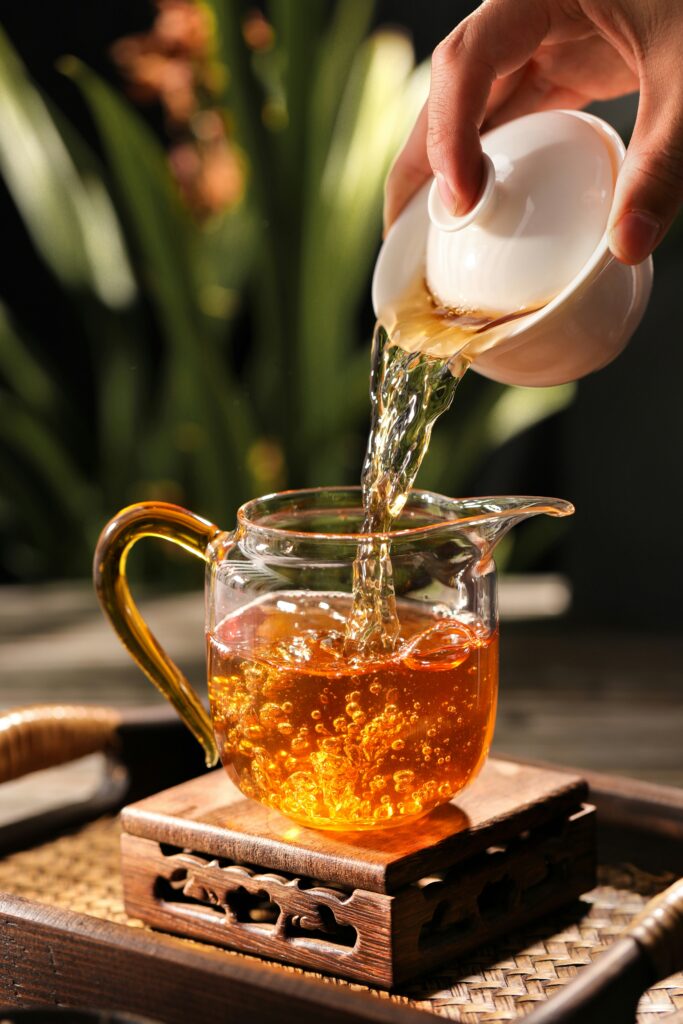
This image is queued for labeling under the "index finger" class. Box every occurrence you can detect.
[384,103,431,234]
[384,66,525,232]
[428,0,552,213]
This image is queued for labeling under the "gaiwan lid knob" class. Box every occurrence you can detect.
[425,110,618,314]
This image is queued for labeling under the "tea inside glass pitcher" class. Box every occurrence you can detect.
[209,590,498,830]
[95,487,570,832]
[196,487,571,830]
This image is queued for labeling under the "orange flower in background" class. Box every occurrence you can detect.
[154,0,211,56]
[241,9,274,52]
[111,0,244,218]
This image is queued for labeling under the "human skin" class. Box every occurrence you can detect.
[384,0,683,265]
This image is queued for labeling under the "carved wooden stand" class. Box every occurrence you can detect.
[120,759,595,988]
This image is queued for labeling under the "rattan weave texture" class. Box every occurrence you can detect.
[0,816,680,1023]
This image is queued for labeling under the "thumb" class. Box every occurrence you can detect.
[609,65,683,264]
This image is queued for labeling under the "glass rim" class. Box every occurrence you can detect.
[236,486,573,543]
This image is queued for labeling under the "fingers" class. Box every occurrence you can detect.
[485,36,637,128]
[609,53,683,264]
[385,0,679,264]
[484,66,529,123]
[386,0,552,227]
[427,0,550,214]
[532,36,637,101]
[384,103,431,234]
[383,66,525,232]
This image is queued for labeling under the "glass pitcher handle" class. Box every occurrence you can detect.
[93,501,223,766]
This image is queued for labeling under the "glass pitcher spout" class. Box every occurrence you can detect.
[446,495,574,561]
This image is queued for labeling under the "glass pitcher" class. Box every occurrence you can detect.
[94,487,572,831]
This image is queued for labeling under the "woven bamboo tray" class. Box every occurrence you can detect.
[0,705,681,1024]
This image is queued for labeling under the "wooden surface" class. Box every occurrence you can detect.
[121,759,587,895]
[0,775,677,1021]
[121,831,394,985]
[0,705,680,1021]
[120,804,594,986]
[120,759,594,986]
[0,893,424,1024]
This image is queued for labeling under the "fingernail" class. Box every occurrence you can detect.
[435,171,457,214]
[609,210,661,264]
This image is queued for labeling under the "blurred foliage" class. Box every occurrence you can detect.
[0,1,574,582]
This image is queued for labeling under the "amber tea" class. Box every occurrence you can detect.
[209,592,498,830]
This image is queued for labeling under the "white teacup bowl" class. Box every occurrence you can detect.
[470,225,653,387]
[372,111,653,388]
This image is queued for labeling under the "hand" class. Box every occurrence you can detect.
[385,0,683,264]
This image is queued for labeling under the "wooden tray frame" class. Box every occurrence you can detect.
[0,709,681,1024]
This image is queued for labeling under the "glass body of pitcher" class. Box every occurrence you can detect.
[94,487,572,830]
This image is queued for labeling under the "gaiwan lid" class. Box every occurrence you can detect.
[373,109,623,320]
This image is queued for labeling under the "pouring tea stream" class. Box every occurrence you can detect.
[344,110,650,658]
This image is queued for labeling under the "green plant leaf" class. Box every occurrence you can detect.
[59,56,202,345]
[0,392,97,525]
[0,302,57,414]
[0,28,135,309]
[0,453,57,576]
[486,383,577,447]
[195,204,258,326]
[62,56,257,513]
[268,0,326,204]
[297,35,428,468]
[306,0,375,188]
[208,0,272,217]
[416,378,577,500]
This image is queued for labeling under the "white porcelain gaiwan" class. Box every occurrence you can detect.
[372,110,653,387]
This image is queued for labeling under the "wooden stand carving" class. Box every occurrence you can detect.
[120,759,596,987]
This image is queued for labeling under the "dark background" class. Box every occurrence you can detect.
[2,0,682,629]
